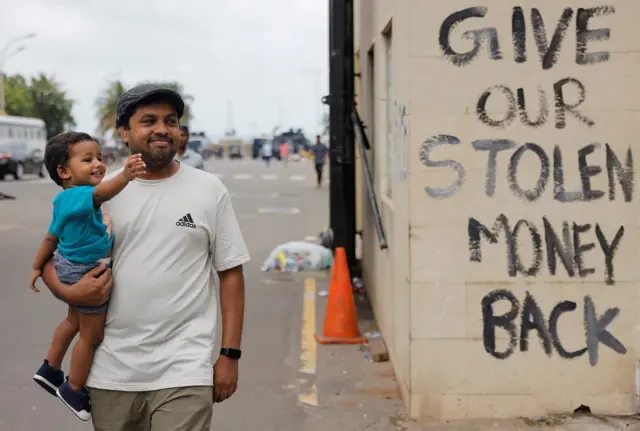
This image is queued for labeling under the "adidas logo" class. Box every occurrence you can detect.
[176,213,196,229]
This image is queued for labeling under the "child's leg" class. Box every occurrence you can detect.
[68,311,105,391]
[47,306,79,370]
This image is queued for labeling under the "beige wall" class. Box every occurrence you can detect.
[356,0,640,424]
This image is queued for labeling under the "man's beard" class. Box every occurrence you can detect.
[131,136,177,172]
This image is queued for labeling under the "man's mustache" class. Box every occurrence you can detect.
[148,136,174,144]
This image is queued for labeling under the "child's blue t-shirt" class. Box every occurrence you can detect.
[48,186,112,264]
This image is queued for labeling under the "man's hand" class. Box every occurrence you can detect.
[66,265,113,307]
[213,355,238,403]
[122,154,146,181]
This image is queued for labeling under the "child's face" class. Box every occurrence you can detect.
[57,140,106,187]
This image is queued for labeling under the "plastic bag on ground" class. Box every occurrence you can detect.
[261,241,333,272]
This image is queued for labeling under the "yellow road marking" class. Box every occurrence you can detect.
[298,278,318,406]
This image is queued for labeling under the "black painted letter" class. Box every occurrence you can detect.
[543,217,575,277]
[477,85,517,129]
[531,8,574,70]
[420,135,466,199]
[482,289,519,359]
[549,301,587,359]
[554,78,595,129]
[595,224,624,285]
[439,7,501,67]
[472,139,516,197]
[520,292,552,355]
[576,6,615,66]
[508,143,550,202]
[578,143,605,201]
[606,144,634,202]
[584,295,626,366]
[573,223,595,278]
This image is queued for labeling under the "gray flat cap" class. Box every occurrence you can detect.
[115,84,185,128]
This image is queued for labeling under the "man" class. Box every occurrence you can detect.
[175,125,205,169]
[262,139,272,166]
[311,135,328,188]
[279,141,289,167]
[41,83,250,430]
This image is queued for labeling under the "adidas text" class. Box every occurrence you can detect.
[176,221,196,229]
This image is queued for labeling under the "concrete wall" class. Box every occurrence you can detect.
[356,0,640,424]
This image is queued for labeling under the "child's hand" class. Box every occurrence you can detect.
[123,154,146,181]
[29,269,42,293]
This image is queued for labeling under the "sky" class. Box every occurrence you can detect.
[0,0,329,140]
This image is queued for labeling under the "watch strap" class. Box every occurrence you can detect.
[220,347,242,360]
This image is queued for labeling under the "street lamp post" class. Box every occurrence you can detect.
[0,33,36,114]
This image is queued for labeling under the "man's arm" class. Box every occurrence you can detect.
[41,258,113,307]
[218,265,245,349]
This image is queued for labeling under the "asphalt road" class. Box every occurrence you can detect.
[0,156,330,431]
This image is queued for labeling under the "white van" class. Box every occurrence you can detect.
[0,115,47,180]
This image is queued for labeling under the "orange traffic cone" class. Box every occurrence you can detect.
[315,247,366,345]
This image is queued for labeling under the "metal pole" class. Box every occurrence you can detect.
[328,0,347,253]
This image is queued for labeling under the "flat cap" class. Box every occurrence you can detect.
[115,84,185,128]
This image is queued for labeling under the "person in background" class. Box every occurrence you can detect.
[175,125,204,170]
[279,141,289,167]
[262,140,273,167]
[311,135,329,188]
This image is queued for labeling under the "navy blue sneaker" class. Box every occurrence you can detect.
[56,380,91,421]
[33,359,64,396]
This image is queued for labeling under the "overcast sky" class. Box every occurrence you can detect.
[0,0,329,140]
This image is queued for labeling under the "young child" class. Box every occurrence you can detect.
[29,131,145,421]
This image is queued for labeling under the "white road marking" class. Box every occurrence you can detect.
[289,175,306,181]
[258,207,300,215]
[211,172,225,178]
[233,174,252,180]
[261,174,277,180]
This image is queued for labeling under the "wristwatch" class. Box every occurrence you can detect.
[220,348,242,360]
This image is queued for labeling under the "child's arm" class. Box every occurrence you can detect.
[30,233,59,292]
[93,154,146,207]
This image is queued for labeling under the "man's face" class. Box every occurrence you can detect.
[179,129,189,150]
[120,101,180,171]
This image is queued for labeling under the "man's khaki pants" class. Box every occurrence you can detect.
[89,386,213,431]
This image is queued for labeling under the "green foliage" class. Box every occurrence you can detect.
[4,73,76,139]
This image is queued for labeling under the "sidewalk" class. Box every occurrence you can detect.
[305,276,640,431]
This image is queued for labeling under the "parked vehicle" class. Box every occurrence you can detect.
[0,115,47,180]
[0,141,46,180]
[229,144,243,159]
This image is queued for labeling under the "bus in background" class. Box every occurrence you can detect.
[0,115,47,180]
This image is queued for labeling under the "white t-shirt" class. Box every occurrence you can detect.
[86,164,250,391]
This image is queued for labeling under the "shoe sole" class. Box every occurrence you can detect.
[33,374,59,397]
[55,387,91,421]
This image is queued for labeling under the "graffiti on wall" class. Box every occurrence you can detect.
[482,290,626,365]
[390,100,409,182]
[421,5,629,366]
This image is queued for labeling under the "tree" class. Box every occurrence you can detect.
[28,74,76,139]
[4,74,35,116]
[95,80,126,139]
[4,73,76,139]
